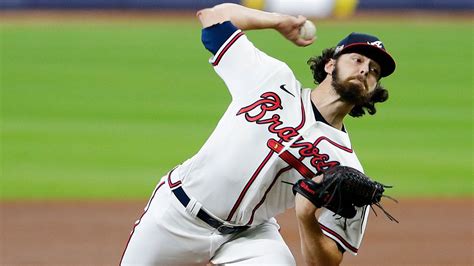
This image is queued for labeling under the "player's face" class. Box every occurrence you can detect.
[331,53,381,105]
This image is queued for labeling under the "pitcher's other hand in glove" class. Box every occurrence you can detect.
[293,166,398,222]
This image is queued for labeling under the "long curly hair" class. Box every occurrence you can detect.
[307,48,389,117]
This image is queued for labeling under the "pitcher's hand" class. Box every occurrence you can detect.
[276,15,315,47]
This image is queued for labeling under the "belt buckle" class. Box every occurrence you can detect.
[217,225,248,235]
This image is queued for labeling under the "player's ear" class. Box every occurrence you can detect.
[324,59,335,76]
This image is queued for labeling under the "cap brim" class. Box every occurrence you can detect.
[338,43,396,77]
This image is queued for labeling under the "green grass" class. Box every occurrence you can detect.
[1,19,472,199]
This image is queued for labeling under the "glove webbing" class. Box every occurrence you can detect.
[268,138,399,223]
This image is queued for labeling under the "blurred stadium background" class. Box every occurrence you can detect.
[1,0,473,17]
[1,0,472,199]
[0,0,472,12]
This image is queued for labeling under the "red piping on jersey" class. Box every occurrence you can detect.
[246,165,292,225]
[295,98,306,131]
[226,146,276,221]
[319,223,359,253]
[167,168,181,188]
[235,97,307,224]
[314,136,353,153]
[120,180,165,264]
[212,31,245,66]
[245,99,307,224]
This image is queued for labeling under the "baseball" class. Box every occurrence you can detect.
[299,20,317,40]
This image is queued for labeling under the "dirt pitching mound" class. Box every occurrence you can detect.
[1,198,472,265]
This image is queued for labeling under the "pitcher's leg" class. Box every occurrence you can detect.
[121,181,213,266]
[211,219,296,265]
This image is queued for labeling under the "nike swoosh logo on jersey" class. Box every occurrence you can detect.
[279,84,295,97]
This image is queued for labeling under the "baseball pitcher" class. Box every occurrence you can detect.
[121,3,397,265]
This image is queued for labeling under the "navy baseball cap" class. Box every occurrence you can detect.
[333,32,396,77]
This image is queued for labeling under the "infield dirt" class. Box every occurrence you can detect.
[1,199,472,265]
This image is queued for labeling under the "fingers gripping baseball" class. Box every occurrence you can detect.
[276,15,315,47]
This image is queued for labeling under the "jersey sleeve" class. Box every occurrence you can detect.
[318,206,370,255]
[201,21,287,99]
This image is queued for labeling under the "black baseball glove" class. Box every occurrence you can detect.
[293,165,398,222]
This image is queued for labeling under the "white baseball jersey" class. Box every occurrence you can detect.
[169,22,369,255]
[121,22,371,265]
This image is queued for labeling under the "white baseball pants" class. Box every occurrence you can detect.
[120,177,296,265]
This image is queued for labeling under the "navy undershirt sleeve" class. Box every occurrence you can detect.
[201,21,239,55]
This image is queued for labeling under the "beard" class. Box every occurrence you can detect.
[331,66,371,106]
